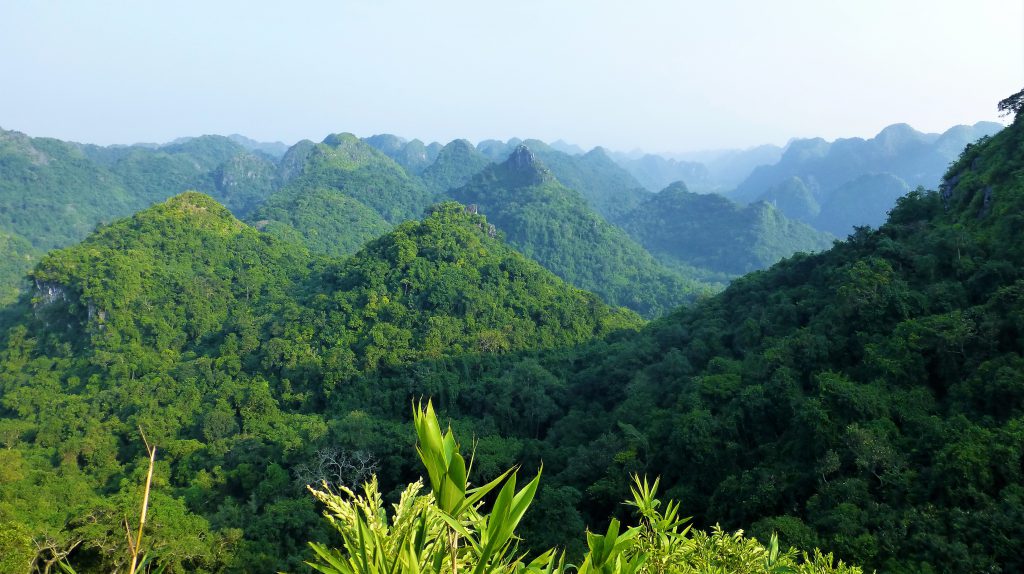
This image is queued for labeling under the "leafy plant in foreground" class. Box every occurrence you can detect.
[305,402,864,574]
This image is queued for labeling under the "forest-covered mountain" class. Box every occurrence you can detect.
[0,129,281,304]
[519,141,652,222]
[0,193,641,572]
[617,182,834,275]
[0,125,834,316]
[730,121,1004,236]
[610,143,785,194]
[2,107,1020,573]
[447,145,714,316]
[418,138,491,196]
[0,101,1017,573]
[364,112,1024,572]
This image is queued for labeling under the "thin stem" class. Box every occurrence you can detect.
[449,529,459,574]
[128,428,157,574]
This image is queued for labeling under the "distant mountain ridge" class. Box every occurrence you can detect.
[618,182,834,275]
[730,121,1003,235]
[0,121,1000,311]
[448,145,715,316]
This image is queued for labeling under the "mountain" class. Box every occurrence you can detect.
[277,138,317,183]
[0,231,34,305]
[521,141,652,221]
[614,153,716,194]
[548,139,584,155]
[332,104,1024,573]
[227,134,290,158]
[80,134,279,216]
[248,133,437,258]
[731,122,1004,235]
[814,173,910,236]
[448,145,714,316]
[0,128,139,251]
[613,143,786,193]
[419,139,492,196]
[363,133,442,175]
[249,186,391,257]
[704,143,786,188]
[476,138,523,161]
[0,192,640,572]
[306,133,432,222]
[618,182,834,275]
[0,129,289,305]
[2,105,1019,573]
[758,176,821,221]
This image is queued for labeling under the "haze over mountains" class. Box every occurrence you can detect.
[0,120,1001,316]
[0,104,1020,573]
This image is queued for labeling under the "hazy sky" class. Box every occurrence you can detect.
[1,0,1021,153]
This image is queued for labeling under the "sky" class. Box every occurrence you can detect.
[1,0,1021,153]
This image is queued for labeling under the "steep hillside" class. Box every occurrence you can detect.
[363,133,442,175]
[0,128,139,250]
[0,193,641,572]
[331,105,1024,573]
[419,138,492,196]
[227,133,290,158]
[759,176,821,221]
[618,182,834,275]
[250,133,437,256]
[249,186,391,257]
[521,141,652,221]
[85,135,280,215]
[449,145,713,316]
[0,129,279,254]
[278,133,431,224]
[0,231,35,305]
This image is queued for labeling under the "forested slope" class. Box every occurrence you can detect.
[378,111,1024,572]
[449,145,715,316]
[0,193,640,573]
[618,182,834,275]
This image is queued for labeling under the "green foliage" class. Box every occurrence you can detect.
[307,402,546,574]
[518,141,652,222]
[617,182,833,276]
[0,129,138,251]
[420,140,491,197]
[997,86,1024,119]
[251,187,391,258]
[363,134,442,176]
[307,404,861,574]
[0,129,278,302]
[757,177,820,221]
[281,133,432,224]
[448,146,714,316]
[0,193,638,573]
[0,230,36,305]
[249,133,441,258]
[4,104,1024,573]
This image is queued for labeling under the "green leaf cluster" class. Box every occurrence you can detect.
[307,403,862,574]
